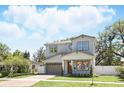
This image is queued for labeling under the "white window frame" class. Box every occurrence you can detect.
[49,45,57,53]
[77,41,89,51]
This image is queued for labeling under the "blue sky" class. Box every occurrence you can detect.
[0,5,124,56]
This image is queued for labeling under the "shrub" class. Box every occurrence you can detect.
[73,74,91,77]
[0,73,2,77]
[93,74,99,77]
[0,71,9,77]
[116,66,124,74]
[8,72,14,77]
[116,66,124,78]
[31,69,38,75]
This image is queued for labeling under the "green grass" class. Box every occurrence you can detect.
[94,76,124,82]
[32,81,124,87]
[49,76,124,82]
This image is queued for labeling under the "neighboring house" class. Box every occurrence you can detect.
[44,34,97,75]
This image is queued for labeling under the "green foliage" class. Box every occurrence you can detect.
[0,42,10,61]
[17,66,29,73]
[116,66,124,78]
[23,50,30,59]
[116,66,124,74]
[0,71,9,77]
[0,43,32,77]
[33,47,45,63]
[31,68,38,75]
[13,50,23,57]
[96,20,124,65]
[4,55,31,77]
[5,56,30,66]
[72,74,91,77]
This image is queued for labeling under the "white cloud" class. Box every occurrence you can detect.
[0,22,26,38]
[3,5,37,24]
[3,6,116,38]
[98,6,116,15]
[24,6,116,36]
[28,32,43,40]
[1,5,116,55]
[97,6,116,22]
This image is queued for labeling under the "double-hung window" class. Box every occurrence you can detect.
[77,41,89,51]
[49,46,57,53]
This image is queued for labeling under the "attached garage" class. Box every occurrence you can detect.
[46,63,62,75]
[45,54,62,75]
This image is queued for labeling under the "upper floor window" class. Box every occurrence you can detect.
[49,46,57,53]
[77,41,89,51]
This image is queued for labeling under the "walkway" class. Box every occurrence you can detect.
[0,75,55,87]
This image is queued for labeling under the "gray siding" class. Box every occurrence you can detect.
[71,36,96,55]
[45,35,96,59]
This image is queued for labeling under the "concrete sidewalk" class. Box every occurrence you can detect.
[0,75,55,87]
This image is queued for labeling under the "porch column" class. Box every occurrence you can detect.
[62,60,64,74]
[71,60,73,74]
[92,57,95,67]
[62,60,68,75]
[91,57,95,75]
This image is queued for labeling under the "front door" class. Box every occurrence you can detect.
[68,62,72,74]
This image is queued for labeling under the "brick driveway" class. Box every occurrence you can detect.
[0,75,55,87]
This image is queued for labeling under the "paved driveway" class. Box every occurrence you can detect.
[0,75,55,87]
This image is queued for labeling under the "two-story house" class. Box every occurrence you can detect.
[44,34,97,75]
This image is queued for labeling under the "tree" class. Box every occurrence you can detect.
[13,50,24,57]
[33,47,46,64]
[0,43,32,77]
[4,55,31,77]
[23,50,30,59]
[0,42,10,61]
[96,20,124,65]
[96,31,119,65]
[111,20,124,57]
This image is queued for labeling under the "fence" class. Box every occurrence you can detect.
[37,65,46,74]
[94,66,119,75]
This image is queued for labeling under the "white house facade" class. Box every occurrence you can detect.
[44,34,97,75]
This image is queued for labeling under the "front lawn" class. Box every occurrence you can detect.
[32,81,124,87]
[49,75,124,82]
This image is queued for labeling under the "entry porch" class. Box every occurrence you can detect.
[62,52,95,75]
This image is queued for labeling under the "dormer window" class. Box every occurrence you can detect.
[49,45,57,53]
[77,41,89,51]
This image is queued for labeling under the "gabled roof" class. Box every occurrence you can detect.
[70,34,96,40]
[45,40,71,45]
[62,51,94,60]
[45,34,96,45]
[45,54,62,63]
